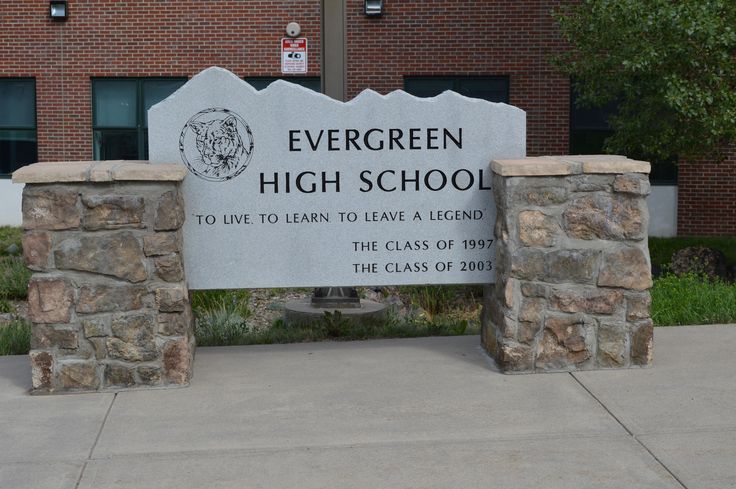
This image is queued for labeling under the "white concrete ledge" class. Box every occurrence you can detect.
[12,161,186,184]
[492,155,650,177]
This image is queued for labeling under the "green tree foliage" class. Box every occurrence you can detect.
[554,0,736,160]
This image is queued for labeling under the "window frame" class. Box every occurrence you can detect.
[91,77,187,160]
[0,77,38,177]
[244,76,322,92]
[403,75,510,104]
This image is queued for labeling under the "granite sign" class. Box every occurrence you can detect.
[149,67,525,289]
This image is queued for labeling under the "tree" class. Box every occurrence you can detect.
[554,0,736,161]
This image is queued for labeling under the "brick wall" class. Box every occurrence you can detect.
[1,0,734,236]
[345,0,570,156]
[0,0,322,162]
[677,148,736,236]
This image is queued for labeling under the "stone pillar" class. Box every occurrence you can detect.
[13,161,195,393]
[483,156,653,372]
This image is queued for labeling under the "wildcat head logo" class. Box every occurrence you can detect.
[179,108,254,182]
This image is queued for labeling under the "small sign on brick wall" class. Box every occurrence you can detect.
[281,38,307,74]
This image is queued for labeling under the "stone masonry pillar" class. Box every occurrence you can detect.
[13,161,195,393]
[482,156,653,372]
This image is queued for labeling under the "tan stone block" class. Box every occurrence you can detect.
[30,350,54,390]
[77,284,146,314]
[163,338,192,384]
[12,162,93,183]
[31,325,78,349]
[59,362,99,390]
[631,319,654,366]
[158,311,191,336]
[137,366,162,385]
[492,158,574,176]
[104,364,136,387]
[598,247,653,291]
[27,277,74,324]
[22,231,52,271]
[613,174,651,195]
[549,288,623,315]
[597,322,626,367]
[545,249,600,284]
[156,286,187,312]
[154,253,184,282]
[22,187,80,230]
[112,162,187,181]
[563,194,645,241]
[497,341,533,372]
[154,190,185,231]
[626,292,652,320]
[54,232,148,283]
[82,195,145,230]
[143,232,180,256]
[581,157,650,174]
[518,210,558,247]
[536,314,593,370]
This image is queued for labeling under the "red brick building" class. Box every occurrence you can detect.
[1,0,733,235]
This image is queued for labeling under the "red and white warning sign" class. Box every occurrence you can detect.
[281,38,308,74]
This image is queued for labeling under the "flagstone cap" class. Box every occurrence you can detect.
[492,155,650,176]
[12,161,186,183]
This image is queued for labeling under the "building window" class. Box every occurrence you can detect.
[404,76,509,103]
[0,79,37,176]
[570,88,677,185]
[245,77,321,92]
[92,78,186,160]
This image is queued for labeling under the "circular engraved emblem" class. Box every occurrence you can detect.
[179,108,254,182]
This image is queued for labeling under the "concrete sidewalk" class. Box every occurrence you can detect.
[0,325,734,489]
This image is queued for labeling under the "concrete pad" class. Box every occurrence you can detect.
[639,429,736,489]
[0,355,114,463]
[79,435,680,489]
[0,461,82,489]
[573,325,736,435]
[94,336,625,457]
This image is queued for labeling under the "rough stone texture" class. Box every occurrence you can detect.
[163,338,192,384]
[54,232,148,283]
[546,250,600,284]
[549,288,623,315]
[59,362,99,390]
[156,287,187,312]
[22,187,80,230]
[107,314,158,362]
[483,157,652,373]
[518,210,558,247]
[82,195,145,230]
[155,190,185,231]
[143,232,179,256]
[22,178,195,393]
[27,277,74,324]
[104,364,136,387]
[22,232,52,271]
[631,320,654,366]
[563,194,645,241]
[30,351,54,390]
[31,325,78,350]
[154,254,184,282]
[77,284,146,314]
[158,311,191,336]
[597,322,627,367]
[598,247,653,291]
[613,174,651,196]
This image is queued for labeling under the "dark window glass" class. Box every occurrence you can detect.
[0,79,37,176]
[404,76,509,103]
[570,88,677,185]
[92,78,186,160]
[245,77,321,92]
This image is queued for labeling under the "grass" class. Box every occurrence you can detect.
[0,256,31,301]
[651,273,736,326]
[0,226,22,256]
[649,236,736,269]
[0,320,31,356]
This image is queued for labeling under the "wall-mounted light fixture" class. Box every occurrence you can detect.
[364,0,383,16]
[49,0,68,20]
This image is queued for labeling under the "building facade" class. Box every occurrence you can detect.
[1,0,732,235]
